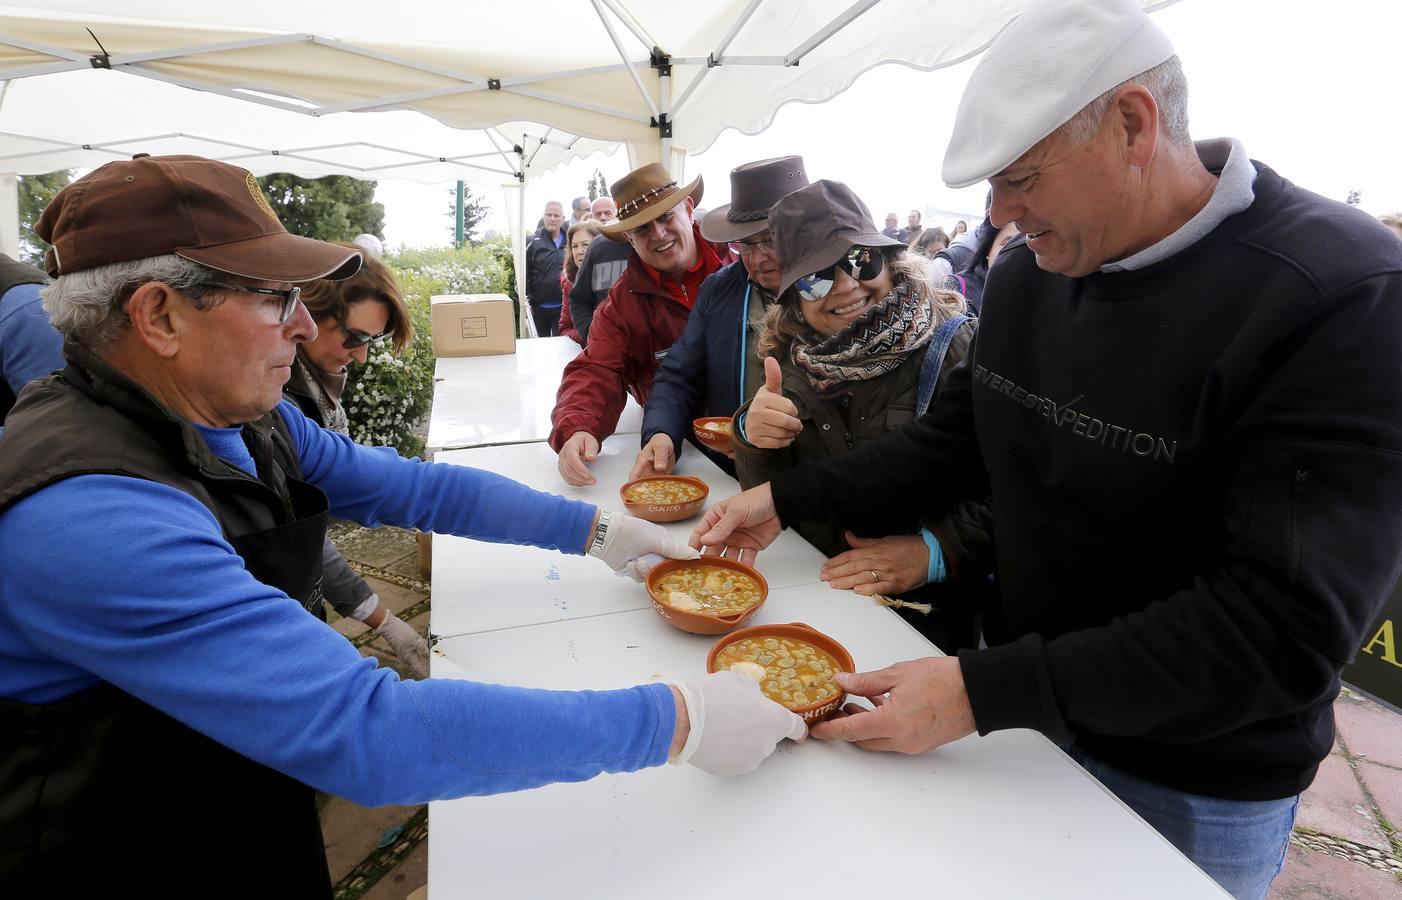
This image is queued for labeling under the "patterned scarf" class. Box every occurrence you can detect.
[292,349,350,435]
[790,281,936,396]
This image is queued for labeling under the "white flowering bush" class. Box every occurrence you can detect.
[342,240,515,457]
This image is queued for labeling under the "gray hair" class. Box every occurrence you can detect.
[1058,56,1191,148]
[42,254,224,352]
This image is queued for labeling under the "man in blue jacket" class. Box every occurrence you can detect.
[629,156,809,480]
[0,252,60,426]
[0,155,806,895]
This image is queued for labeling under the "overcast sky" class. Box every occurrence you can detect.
[379,0,1401,248]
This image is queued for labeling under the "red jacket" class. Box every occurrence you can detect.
[549,228,732,450]
[558,270,582,345]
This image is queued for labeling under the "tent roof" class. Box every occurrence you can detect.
[0,1,1173,182]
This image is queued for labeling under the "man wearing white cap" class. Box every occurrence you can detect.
[687,1,1402,895]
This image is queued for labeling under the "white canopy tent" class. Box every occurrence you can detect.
[0,0,1173,330]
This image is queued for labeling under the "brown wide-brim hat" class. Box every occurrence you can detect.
[597,162,703,242]
[36,153,362,283]
[770,179,905,297]
[701,155,809,244]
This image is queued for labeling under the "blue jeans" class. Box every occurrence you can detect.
[1068,747,1298,900]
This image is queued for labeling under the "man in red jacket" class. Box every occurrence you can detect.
[551,163,733,485]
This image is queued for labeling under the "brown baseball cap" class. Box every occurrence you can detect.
[36,154,362,283]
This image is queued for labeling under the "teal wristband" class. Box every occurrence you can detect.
[919,528,946,584]
[736,410,750,443]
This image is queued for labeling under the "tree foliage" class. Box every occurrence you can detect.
[257,173,384,242]
[17,170,73,266]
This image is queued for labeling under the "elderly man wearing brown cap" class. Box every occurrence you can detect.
[550,162,734,486]
[628,156,809,482]
[687,1,1402,895]
[0,155,805,894]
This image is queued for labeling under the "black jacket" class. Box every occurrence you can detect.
[568,237,631,343]
[770,161,1402,801]
[524,225,565,309]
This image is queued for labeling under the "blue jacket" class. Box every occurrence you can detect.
[641,261,754,471]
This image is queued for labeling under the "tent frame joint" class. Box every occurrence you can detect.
[487,78,501,90]
[650,112,672,138]
[89,53,111,70]
[649,48,671,76]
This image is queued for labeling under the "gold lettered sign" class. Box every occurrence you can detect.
[1345,582,1402,710]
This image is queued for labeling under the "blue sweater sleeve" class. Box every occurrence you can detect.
[278,400,595,553]
[0,284,64,393]
[0,475,674,805]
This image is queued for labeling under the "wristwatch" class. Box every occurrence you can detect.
[588,510,613,559]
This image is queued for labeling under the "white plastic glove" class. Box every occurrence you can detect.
[376,613,430,680]
[588,511,699,581]
[671,671,807,776]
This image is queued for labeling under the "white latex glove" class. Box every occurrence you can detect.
[671,671,807,776]
[589,511,699,581]
[376,613,430,680]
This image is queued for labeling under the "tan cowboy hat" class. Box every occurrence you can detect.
[597,162,703,242]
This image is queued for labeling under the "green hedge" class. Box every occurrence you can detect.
[341,239,515,457]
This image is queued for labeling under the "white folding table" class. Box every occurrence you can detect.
[427,581,1226,898]
[426,336,642,452]
[429,434,829,639]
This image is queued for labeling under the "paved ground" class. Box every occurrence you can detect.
[326,523,1402,899]
[323,522,430,900]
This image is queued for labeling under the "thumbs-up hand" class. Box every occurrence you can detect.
[745,357,803,449]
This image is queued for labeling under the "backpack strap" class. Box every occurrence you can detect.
[916,313,970,415]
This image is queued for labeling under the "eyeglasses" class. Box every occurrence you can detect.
[623,207,679,242]
[795,246,885,302]
[205,281,302,324]
[338,322,388,350]
[731,236,775,257]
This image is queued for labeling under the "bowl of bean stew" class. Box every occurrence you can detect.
[618,475,709,523]
[646,556,768,634]
[707,622,854,723]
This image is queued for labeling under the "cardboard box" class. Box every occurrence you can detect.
[430,293,516,357]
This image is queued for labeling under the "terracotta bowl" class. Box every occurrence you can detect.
[646,556,768,635]
[618,475,709,523]
[707,622,855,724]
[692,416,735,454]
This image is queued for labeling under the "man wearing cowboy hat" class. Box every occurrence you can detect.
[628,156,809,481]
[685,0,1402,895]
[551,162,734,486]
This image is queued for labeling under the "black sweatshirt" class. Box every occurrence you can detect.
[771,163,1402,800]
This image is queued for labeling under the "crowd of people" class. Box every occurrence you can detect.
[2,0,1402,897]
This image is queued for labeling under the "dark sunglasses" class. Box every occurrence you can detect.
[205,281,302,324]
[795,246,885,302]
[339,321,389,350]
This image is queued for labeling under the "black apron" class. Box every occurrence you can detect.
[0,474,334,898]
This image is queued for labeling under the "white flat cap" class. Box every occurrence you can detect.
[942,0,1175,188]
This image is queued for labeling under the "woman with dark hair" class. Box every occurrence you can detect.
[731,181,990,650]
[915,226,950,258]
[558,221,601,345]
[284,243,428,677]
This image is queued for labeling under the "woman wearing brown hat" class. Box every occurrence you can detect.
[731,180,990,650]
